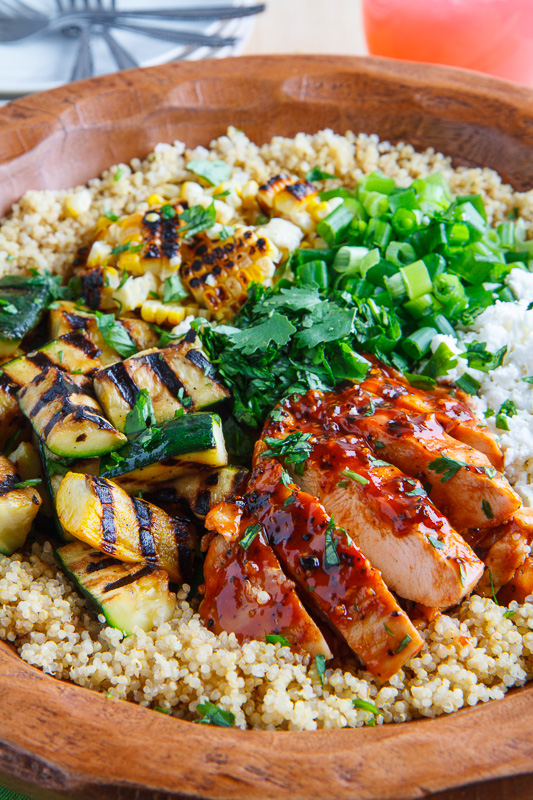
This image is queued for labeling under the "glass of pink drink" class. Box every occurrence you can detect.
[362,0,533,86]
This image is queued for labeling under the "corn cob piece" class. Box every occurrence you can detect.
[180,227,278,320]
[256,174,336,233]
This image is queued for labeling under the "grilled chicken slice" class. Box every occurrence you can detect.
[200,514,331,659]
[240,459,423,680]
[466,508,533,596]
[300,382,519,531]
[361,357,504,470]
[349,405,520,531]
[56,472,196,584]
[498,556,533,605]
[259,393,483,608]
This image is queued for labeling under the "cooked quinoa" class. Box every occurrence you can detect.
[1,127,533,730]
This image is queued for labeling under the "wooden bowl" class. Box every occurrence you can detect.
[1,55,533,800]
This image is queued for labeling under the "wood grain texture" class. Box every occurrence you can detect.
[1,55,533,218]
[0,55,533,800]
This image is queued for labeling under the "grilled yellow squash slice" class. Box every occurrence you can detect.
[56,472,196,584]
[0,454,41,555]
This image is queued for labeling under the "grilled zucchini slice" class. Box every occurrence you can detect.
[2,329,102,384]
[18,367,127,458]
[99,412,228,490]
[49,303,158,364]
[0,373,27,450]
[56,540,176,634]
[0,454,41,555]
[56,472,196,583]
[93,329,229,432]
[145,466,249,520]
[0,275,50,357]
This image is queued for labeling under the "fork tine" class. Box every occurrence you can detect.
[70,23,93,81]
[99,25,137,70]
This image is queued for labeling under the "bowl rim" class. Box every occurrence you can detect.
[1,54,533,800]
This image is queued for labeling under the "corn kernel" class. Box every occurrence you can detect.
[64,188,91,218]
[147,193,164,206]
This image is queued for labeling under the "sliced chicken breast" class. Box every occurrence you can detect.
[258,394,484,608]
[469,507,533,596]
[246,459,423,681]
[361,357,504,470]
[498,556,533,606]
[201,506,331,659]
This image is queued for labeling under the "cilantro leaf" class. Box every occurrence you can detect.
[324,517,340,568]
[95,313,137,358]
[315,653,326,685]
[123,389,155,437]
[162,274,188,304]
[224,314,296,356]
[186,159,232,186]
[428,453,468,483]
[178,203,216,238]
[265,634,290,646]
[261,286,322,312]
[195,701,235,727]
[238,523,261,551]
[306,167,337,182]
[295,304,355,348]
[261,432,312,465]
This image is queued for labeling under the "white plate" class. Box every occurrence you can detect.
[0,0,256,97]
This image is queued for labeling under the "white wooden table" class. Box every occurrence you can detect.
[243,0,368,56]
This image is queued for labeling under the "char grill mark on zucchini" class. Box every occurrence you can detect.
[92,476,117,550]
[56,540,176,634]
[56,472,196,583]
[18,368,127,458]
[0,454,42,555]
[132,496,157,565]
[93,339,230,432]
[0,275,50,357]
[1,329,103,387]
[144,351,185,397]
[148,466,250,520]
[104,362,139,407]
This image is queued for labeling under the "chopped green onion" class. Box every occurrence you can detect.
[455,373,481,395]
[403,326,438,360]
[400,260,432,300]
[333,246,369,274]
[297,260,329,290]
[265,634,290,646]
[238,523,261,551]
[340,469,369,485]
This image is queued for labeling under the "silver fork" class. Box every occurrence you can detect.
[0,2,265,43]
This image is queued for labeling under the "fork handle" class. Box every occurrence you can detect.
[108,21,238,46]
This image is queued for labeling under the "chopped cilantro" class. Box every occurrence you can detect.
[105,211,119,222]
[265,634,290,646]
[427,535,445,549]
[95,312,137,358]
[283,493,297,506]
[0,299,17,315]
[306,167,337,182]
[218,224,235,241]
[178,203,216,238]
[224,313,296,356]
[324,517,340,568]
[154,706,170,714]
[522,376,533,384]
[383,624,394,635]
[261,432,312,465]
[395,634,412,654]
[488,568,499,605]
[111,242,143,258]
[315,653,326,685]
[238,523,261,551]
[186,159,232,186]
[503,609,516,619]
[57,350,64,364]
[459,341,507,373]
[374,441,385,449]
[160,204,176,219]
[279,471,292,487]
[113,166,124,182]
[177,387,193,409]
[428,453,468,483]
[123,389,155,437]
[162,274,188,304]
[404,373,436,390]
[195,701,235,727]
[482,499,494,520]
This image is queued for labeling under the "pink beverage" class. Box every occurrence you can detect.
[362,0,533,86]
